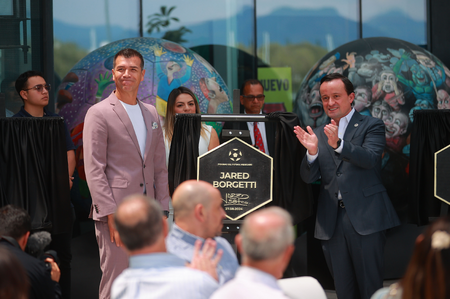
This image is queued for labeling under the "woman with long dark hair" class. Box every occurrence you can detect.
[371,216,450,299]
[162,86,219,165]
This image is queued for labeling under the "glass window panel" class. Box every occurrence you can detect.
[53,0,139,78]
[143,0,255,94]
[256,0,359,112]
[0,0,42,117]
[362,0,427,46]
[0,0,14,16]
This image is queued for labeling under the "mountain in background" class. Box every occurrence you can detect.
[363,9,426,45]
[53,7,426,51]
[54,21,138,51]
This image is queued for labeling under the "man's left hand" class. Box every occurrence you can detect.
[188,239,223,282]
[324,119,340,148]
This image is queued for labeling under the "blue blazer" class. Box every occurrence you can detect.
[300,111,400,240]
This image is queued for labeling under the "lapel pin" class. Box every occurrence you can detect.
[354,123,359,127]
[152,122,158,129]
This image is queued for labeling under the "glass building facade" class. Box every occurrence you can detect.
[0,0,427,116]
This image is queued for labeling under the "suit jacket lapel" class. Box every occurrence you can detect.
[328,111,363,168]
[343,110,363,141]
[110,95,142,160]
[138,101,154,162]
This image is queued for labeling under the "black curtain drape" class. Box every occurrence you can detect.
[167,112,313,224]
[268,112,313,224]
[409,110,450,225]
[168,114,201,196]
[0,118,72,234]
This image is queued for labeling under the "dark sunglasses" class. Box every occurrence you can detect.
[22,84,51,92]
[242,94,265,101]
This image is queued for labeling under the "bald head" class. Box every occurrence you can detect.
[172,180,226,239]
[114,194,163,251]
[172,180,220,219]
[240,207,294,261]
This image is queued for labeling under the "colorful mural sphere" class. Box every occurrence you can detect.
[57,37,232,136]
[294,37,450,221]
[295,37,450,154]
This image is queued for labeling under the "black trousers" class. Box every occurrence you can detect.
[50,226,73,299]
[321,206,386,299]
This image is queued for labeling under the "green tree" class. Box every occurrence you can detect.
[54,39,88,79]
[147,6,191,44]
[258,42,328,93]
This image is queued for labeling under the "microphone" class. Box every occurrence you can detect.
[25,231,52,258]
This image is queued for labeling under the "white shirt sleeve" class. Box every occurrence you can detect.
[306,150,319,163]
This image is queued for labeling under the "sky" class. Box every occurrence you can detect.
[53,0,426,30]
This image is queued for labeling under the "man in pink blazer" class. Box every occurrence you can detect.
[83,48,170,299]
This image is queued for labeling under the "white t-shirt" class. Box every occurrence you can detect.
[120,101,147,157]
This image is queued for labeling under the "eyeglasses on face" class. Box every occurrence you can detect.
[22,84,51,93]
[242,94,265,101]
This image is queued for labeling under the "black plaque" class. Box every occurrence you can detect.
[198,137,273,220]
[435,144,450,205]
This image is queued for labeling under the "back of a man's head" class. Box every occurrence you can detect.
[114,195,163,252]
[0,205,31,241]
[239,207,294,261]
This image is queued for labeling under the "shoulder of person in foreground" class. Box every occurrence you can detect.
[111,262,218,299]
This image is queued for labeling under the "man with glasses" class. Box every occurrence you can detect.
[221,79,276,156]
[13,71,76,175]
[12,70,76,299]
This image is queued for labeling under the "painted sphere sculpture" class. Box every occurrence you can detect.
[294,37,450,155]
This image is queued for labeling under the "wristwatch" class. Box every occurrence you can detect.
[332,138,342,150]
[163,210,170,218]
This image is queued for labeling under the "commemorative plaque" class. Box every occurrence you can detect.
[198,137,273,220]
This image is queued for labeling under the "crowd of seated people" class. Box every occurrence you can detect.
[3,181,450,298]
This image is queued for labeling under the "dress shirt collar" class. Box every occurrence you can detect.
[338,108,355,138]
[171,223,204,245]
[236,266,282,291]
[340,108,355,127]
[129,252,186,269]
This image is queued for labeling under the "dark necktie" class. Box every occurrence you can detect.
[254,122,265,153]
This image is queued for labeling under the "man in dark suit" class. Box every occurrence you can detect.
[221,79,275,156]
[294,73,400,299]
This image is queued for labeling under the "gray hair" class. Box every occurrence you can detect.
[240,207,294,261]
